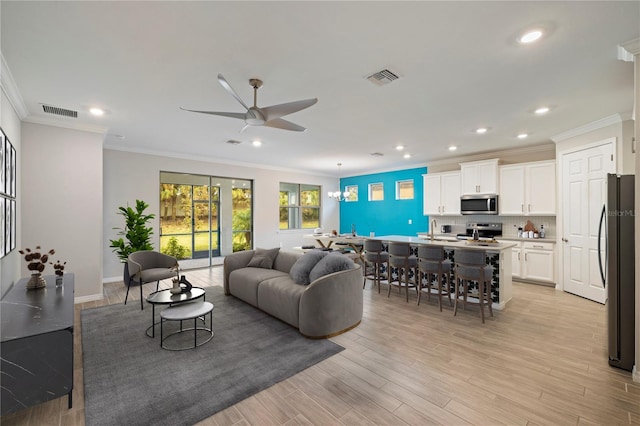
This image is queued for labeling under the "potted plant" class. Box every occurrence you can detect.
[109,199,155,285]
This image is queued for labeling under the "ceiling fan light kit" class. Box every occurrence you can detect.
[181,74,318,132]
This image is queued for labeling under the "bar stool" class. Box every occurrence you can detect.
[417,245,452,311]
[362,239,388,293]
[387,242,418,302]
[453,249,494,323]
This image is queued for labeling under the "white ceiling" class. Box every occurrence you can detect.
[2,1,638,176]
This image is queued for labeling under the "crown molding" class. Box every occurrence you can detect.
[102,141,335,177]
[424,143,555,170]
[23,115,107,135]
[1,53,29,119]
[618,38,640,61]
[551,113,630,143]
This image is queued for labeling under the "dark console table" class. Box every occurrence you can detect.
[1,273,74,415]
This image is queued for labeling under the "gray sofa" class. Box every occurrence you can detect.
[223,249,363,338]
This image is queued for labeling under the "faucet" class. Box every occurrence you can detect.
[430,219,436,241]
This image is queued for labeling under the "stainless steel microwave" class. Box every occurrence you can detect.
[460,194,498,215]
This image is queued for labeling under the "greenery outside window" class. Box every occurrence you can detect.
[368,183,384,201]
[280,183,321,229]
[345,185,358,202]
[396,179,414,200]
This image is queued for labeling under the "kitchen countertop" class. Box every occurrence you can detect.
[498,236,557,243]
[371,235,517,251]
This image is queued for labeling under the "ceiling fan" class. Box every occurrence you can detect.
[181,74,318,132]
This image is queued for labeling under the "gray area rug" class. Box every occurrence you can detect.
[81,286,344,426]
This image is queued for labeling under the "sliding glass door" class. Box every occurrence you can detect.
[160,172,252,269]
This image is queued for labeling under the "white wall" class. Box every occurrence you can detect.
[103,149,340,280]
[21,123,103,300]
[0,86,21,297]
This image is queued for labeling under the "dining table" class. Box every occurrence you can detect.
[303,234,366,262]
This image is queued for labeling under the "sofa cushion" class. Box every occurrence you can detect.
[289,250,329,285]
[272,250,302,274]
[309,253,356,283]
[228,267,289,307]
[247,247,280,269]
[257,276,306,327]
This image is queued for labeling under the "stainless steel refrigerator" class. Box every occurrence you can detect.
[598,174,635,371]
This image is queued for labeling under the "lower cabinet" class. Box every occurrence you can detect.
[504,240,555,284]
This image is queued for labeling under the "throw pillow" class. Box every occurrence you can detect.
[308,253,355,283]
[247,247,280,269]
[289,250,329,285]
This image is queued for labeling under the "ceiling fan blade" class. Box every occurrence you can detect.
[180,107,246,120]
[217,74,252,113]
[264,118,307,132]
[261,98,318,121]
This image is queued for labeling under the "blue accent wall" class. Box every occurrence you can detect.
[339,167,427,236]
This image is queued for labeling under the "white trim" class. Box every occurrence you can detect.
[424,143,555,170]
[551,113,628,143]
[75,293,104,304]
[23,115,107,135]
[1,53,29,119]
[103,275,123,284]
[619,38,640,59]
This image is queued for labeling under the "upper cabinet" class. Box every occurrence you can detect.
[499,160,556,215]
[460,159,499,195]
[423,171,461,215]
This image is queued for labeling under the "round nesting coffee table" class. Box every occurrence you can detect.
[145,287,205,338]
[160,301,214,350]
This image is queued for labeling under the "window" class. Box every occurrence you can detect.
[345,185,358,202]
[279,183,321,229]
[396,179,414,200]
[368,183,384,201]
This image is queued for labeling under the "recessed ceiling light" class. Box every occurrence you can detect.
[252,140,262,147]
[517,133,528,139]
[535,107,550,115]
[476,127,488,134]
[449,146,457,151]
[89,107,104,116]
[403,153,411,159]
[395,145,404,151]
[520,30,543,44]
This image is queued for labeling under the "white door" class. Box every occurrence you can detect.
[561,142,614,303]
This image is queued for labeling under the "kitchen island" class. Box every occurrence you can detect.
[368,235,516,309]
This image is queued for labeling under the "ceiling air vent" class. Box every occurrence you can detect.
[366,69,400,86]
[226,139,242,145]
[42,104,78,118]
[370,152,384,157]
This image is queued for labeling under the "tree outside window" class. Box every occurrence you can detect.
[280,183,320,229]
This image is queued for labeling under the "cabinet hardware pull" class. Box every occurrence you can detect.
[521,204,524,212]
[518,252,520,260]
[533,245,543,249]
[525,253,528,261]
[528,204,531,212]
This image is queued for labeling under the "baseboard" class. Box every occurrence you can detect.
[633,365,640,383]
[75,293,104,304]
[103,276,123,284]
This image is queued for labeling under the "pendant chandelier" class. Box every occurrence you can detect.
[328,163,349,201]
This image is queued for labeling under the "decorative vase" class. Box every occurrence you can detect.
[170,278,182,294]
[26,273,47,290]
[55,275,64,287]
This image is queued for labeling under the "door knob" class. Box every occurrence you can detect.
[562,238,569,243]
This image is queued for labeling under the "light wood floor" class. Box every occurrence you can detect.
[2,267,639,426]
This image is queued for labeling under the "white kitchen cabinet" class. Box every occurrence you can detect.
[423,172,460,215]
[512,245,523,277]
[499,160,556,215]
[500,240,555,283]
[522,241,555,283]
[460,159,499,195]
